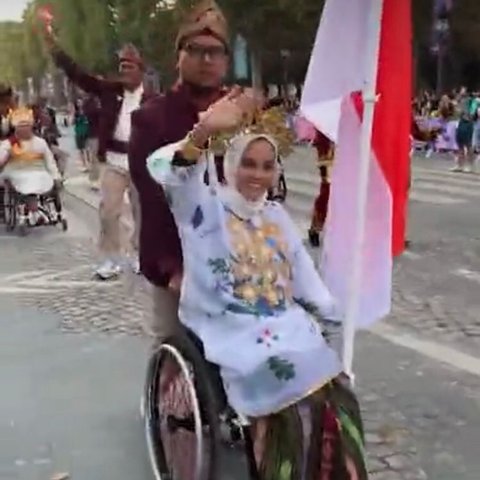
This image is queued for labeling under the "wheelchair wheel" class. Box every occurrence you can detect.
[144,335,221,480]
[4,189,16,232]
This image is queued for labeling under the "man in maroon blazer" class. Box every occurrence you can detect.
[83,93,101,190]
[129,0,231,343]
[43,26,155,279]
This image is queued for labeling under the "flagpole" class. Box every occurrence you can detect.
[342,0,385,378]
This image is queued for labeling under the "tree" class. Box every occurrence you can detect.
[2,0,480,95]
[0,22,26,86]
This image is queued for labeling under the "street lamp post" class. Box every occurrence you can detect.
[435,18,449,95]
[432,4,451,95]
[280,49,291,100]
[233,34,249,85]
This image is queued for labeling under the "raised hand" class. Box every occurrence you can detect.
[37,6,56,46]
[200,87,262,136]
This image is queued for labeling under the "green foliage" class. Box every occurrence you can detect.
[0,0,478,92]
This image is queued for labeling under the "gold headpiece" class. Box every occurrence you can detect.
[176,0,229,51]
[211,106,295,157]
[10,107,34,127]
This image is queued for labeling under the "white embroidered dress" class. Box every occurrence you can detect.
[0,136,61,195]
[147,142,343,418]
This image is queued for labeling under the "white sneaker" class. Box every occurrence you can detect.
[463,165,473,173]
[95,259,122,280]
[89,180,100,191]
[131,258,141,275]
[450,165,464,172]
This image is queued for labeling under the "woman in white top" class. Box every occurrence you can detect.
[0,107,61,196]
[147,90,367,479]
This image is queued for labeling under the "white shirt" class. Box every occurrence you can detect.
[106,85,144,171]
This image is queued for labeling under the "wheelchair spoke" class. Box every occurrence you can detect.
[144,337,222,480]
[159,357,202,480]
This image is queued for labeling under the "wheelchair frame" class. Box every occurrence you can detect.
[2,182,68,235]
[143,332,260,480]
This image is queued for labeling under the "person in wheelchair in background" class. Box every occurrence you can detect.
[147,89,367,479]
[0,107,63,228]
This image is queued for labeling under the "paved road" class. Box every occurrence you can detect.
[285,151,480,353]
[1,133,479,479]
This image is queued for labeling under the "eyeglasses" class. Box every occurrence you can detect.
[184,43,227,61]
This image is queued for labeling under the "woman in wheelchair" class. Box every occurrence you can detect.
[147,93,367,479]
[0,107,63,228]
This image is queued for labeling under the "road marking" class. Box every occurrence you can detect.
[0,265,92,285]
[0,281,116,295]
[287,167,477,207]
[413,173,480,188]
[413,166,480,181]
[371,323,480,377]
[453,268,480,284]
[413,181,480,198]
[402,250,422,260]
[0,269,57,283]
[409,191,464,204]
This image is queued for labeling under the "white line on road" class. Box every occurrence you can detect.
[371,323,480,377]
[409,192,464,205]
[413,181,480,198]
[413,166,480,181]
[0,281,116,294]
[0,286,56,294]
[413,173,480,188]
[0,269,57,283]
[453,268,480,285]
[21,279,116,288]
[0,265,92,285]
[402,250,422,260]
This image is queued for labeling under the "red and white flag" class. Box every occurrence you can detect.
[301,0,411,329]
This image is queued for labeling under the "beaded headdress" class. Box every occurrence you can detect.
[10,107,34,127]
[176,0,229,51]
[211,106,295,157]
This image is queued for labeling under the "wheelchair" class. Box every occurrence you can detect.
[143,330,261,480]
[2,180,68,236]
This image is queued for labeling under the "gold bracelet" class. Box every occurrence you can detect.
[180,131,204,162]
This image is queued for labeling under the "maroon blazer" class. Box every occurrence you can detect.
[129,84,224,288]
[51,47,155,160]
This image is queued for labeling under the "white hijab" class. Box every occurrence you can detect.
[219,133,279,220]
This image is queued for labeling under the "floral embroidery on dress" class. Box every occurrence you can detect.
[256,328,279,347]
[267,356,296,381]
[206,212,294,317]
[223,213,293,315]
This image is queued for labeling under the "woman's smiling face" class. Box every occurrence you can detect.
[235,138,276,201]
